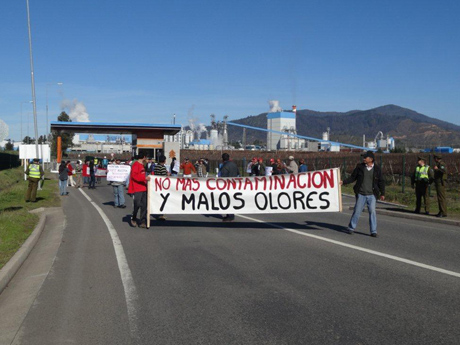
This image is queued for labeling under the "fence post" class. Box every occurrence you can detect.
[402,155,406,193]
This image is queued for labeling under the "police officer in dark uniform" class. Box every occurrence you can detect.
[411,156,434,214]
[25,158,44,202]
[433,154,448,217]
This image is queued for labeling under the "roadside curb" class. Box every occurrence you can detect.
[0,208,53,295]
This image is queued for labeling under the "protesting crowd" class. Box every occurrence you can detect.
[23,151,451,235]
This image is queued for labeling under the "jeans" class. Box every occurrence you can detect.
[113,184,125,207]
[89,173,96,188]
[132,191,147,223]
[59,179,68,195]
[348,194,377,234]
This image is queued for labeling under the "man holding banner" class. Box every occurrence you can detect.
[107,158,129,209]
[342,151,385,237]
[220,153,239,222]
[128,155,151,228]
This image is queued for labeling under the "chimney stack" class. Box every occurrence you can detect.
[292,105,297,114]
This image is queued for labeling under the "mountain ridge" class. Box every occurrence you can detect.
[228,105,460,148]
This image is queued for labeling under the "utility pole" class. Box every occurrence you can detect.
[26,0,39,158]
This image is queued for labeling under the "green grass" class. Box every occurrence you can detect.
[341,183,460,219]
[0,167,61,269]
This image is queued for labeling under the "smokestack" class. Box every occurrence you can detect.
[292,105,297,114]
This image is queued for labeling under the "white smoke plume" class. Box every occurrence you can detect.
[61,99,90,122]
[268,100,283,113]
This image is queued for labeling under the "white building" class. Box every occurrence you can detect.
[267,111,297,150]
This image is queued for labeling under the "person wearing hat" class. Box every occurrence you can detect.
[341,151,385,237]
[180,157,196,177]
[411,156,434,214]
[433,154,448,217]
[25,158,44,202]
[286,156,299,174]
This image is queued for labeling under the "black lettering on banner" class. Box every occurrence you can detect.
[268,192,278,210]
[219,193,231,210]
[293,191,306,210]
[306,191,318,209]
[278,192,291,210]
[159,193,170,212]
[197,193,210,210]
[233,192,245,210]
[255,192,268,210]
[182,194,195,210]
[210,192,220,211]
[319,192,330,209]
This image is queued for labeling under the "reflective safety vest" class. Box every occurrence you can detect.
[28,164,41,179]
[415,165,429,182]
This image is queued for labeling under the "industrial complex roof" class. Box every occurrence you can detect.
[50,121,181,135]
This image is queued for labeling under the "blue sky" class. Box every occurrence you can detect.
[1,0,459,141]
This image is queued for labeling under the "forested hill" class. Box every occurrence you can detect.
[228,105,460,148]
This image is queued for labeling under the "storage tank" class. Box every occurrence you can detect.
[322,132,329,141]
[210,129,218,144]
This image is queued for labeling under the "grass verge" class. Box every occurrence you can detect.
[0,167,60,269]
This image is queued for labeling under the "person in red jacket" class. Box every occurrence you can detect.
[128,154,151,228]
[180,158,196,177]
[82,160,89,186]
[67,161,76,187]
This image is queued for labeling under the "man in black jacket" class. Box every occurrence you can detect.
[220,153,239,222]
[341,151,385,237]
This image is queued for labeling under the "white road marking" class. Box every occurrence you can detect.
[238,214,460,279]
[79,189,140,341]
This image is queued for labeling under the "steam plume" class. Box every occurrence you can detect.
[61,99,90,122]
[268,100,282,113]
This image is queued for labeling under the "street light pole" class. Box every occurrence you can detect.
[46,82,63,140]
[26,0,39,158]
[20,100,32,142]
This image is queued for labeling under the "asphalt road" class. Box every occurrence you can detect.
[3,182,460,345]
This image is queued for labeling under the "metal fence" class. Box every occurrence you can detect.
[198,153,460,192]
[0,152,20,171]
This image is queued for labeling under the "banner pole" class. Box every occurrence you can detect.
[147,179,151,229]
[338,167,343,212]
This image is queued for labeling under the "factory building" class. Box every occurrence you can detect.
[267,104,305,150]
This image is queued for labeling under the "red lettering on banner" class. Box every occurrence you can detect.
[244,178,253,190]
[274,175,285,190]
[155,178,163,191]
[206,178,216,190]
[312,172,323,188]
[226,179,236,190]
[192,178,200,191]
[285,174,297,189]
[324,169,334,188]
[176,178,185,190]
[162,178,171,190]
[254,176,267,190]
[297,173,306,189]
[216,178,226,191]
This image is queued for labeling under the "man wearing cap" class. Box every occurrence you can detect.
[341,151,385,237]
[411,156,434,214]
[286,156,298,174]
[180,158,196,177]
[433,154,448,218]
[25,158,44,202]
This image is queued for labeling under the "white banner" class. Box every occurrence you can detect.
[19,144,51,162]
[148,168,342,215]
[107,165,131,182]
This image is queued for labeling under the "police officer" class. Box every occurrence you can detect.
[433,154,448,218]
[25,158,44,202]
[411,156,433,214]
